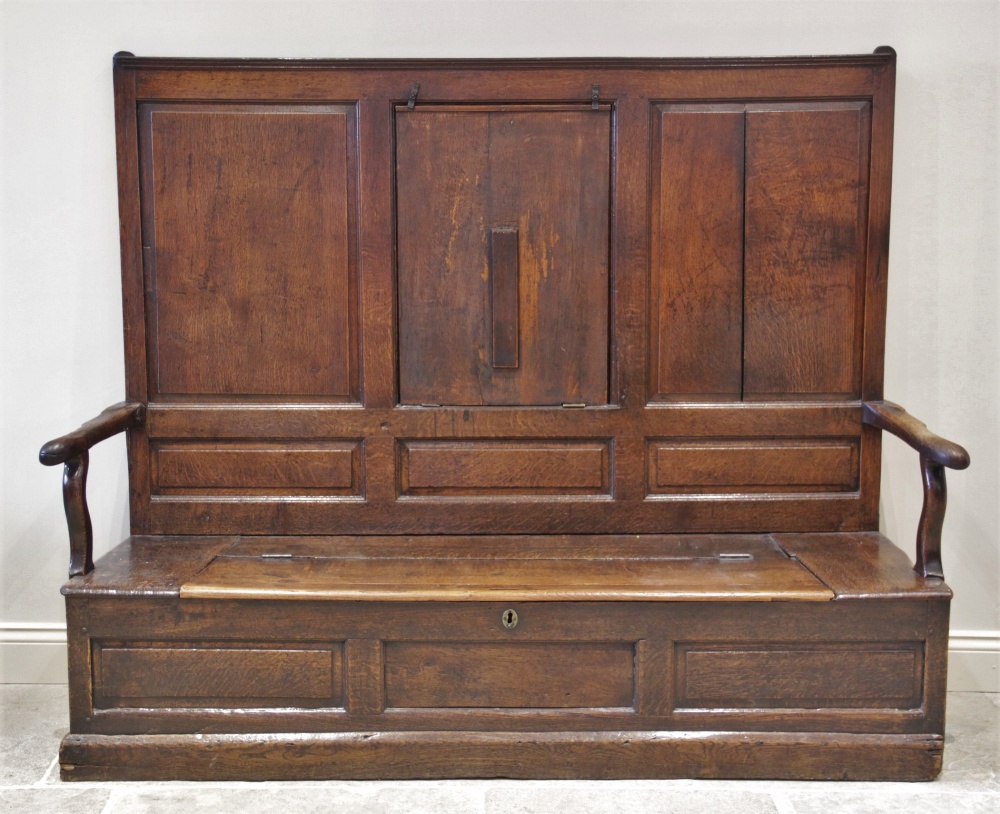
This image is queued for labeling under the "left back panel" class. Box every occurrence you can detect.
[138,103,358,401]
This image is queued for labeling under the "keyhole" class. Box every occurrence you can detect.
[502,608,518,629]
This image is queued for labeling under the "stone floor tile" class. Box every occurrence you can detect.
[0,787,109,814]
[0,685,68,785]
[787,792,998,814]
[107,784,483,814]
[937,691,1000,791]
[485,786,777,814]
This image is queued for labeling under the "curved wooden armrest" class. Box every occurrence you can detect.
[39,402,145,577]
[39,402,145,466]
[863,400,971,580]
[862,401,970,470]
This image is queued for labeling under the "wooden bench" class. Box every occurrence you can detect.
[40,49,971,781]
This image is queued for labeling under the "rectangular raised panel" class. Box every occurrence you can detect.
[384,642,635,708]
[675,643,924,709]
[743,102,871,399]
[396,107,610,406]
[152,441,362,495]
[399,440,610,496]
[651,104,744,400]
[95,643,343,708]
[647,438,859,494]
[140,104,356,398]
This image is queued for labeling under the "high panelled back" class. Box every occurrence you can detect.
[115,55,895,537]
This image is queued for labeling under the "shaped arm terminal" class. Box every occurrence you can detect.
[39,402,145,577]
[863,400,970,579]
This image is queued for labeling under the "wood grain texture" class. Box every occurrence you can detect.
[384,642,634,708]
[63,536,237,597]
[743,102,870,399]
[651,104,744,400]
[126,60,881,109]
[151,441,362,495]
[635,639,673,716]
[208,532,791,561]
[95,643,342,708]
[648,438,859,493]
[346,639,385,715]
[61,453,94,578]
[63,589,945,739]
[39,402,144,576]
[863,401,970,469]
[113,63,153,537]
[396,107,610,406]
[675,642,923,709]
[145,494,872,537]
[59,730,943,781]
[357,98,396,408]
[178,546,832,602]
[140,104,356,398]
[399,440,609,496]
[489,227,520,369]
[146,402,863,439]
[773,532,953,599]
[40,403,145,466]
[862,52,897,402]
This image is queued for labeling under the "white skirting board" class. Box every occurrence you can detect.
[1,624,998,691]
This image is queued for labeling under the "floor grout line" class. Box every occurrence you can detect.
[98,786,119,814]
[771,790,797,814]
[34,754,59,787]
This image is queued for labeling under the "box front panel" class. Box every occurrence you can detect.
[70,595,942,735]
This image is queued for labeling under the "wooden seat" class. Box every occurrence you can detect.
[41,50,970,781]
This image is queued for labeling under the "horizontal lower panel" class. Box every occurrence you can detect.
[384,642,635,709]
[59,730,943,781]
[398,439,611,496]
[648,437,859,494]
[675,642,924,709]
[145,403,863,440]
[151,441,363,496]
[93,641,343,709]
[146,493,870,535]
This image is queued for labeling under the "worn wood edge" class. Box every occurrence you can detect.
[773,532,954,600]
[39,402,145,466]
[112,53,897,71]
[177,585,833,602]
[862,401,970,470]
[59,730,942,781]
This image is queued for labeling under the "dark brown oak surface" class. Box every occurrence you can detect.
[40,50,972,781]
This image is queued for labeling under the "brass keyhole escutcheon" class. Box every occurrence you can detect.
[501,608,518,629]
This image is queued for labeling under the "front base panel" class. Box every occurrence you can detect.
[60,730,944,782]
[61,589,951,781]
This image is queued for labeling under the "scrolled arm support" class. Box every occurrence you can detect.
[863,400,970,579]
[39,402,145,577]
